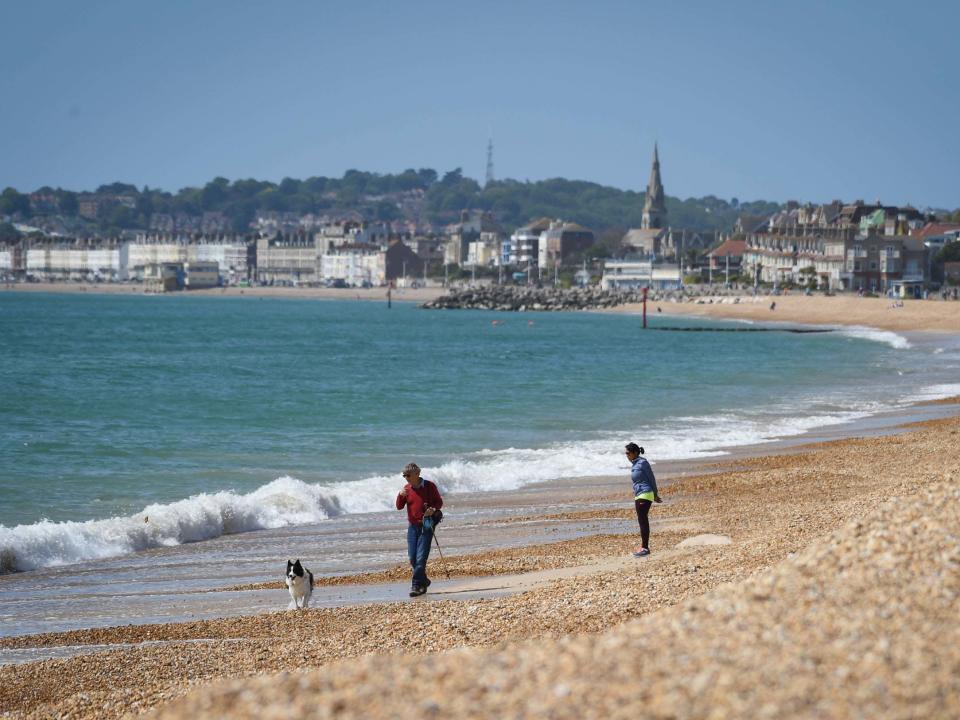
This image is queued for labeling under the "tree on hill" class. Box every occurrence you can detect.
[937,241,960,264]
[58,190,79,216]
[0,188,31,217]
[930,240,960,283]
[0,222,21,241]
[7,168,784,234]
[96,182,138,196]
[201,177,230,210]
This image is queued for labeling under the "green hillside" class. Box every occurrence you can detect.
[3,170,782,235]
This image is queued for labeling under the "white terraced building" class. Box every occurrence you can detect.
[126,241,188,277]
[7,236,253,283]
[0,248,13,277]
[128,235,252,282]
[24,243,129,281]
[189,242,249,283]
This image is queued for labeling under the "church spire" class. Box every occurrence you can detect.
[642,143,666,230]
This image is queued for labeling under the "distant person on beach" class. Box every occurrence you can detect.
[770,301,776,311]
[396,462,443,597]
[626,443,661,557]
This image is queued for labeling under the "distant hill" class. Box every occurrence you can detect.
[2,170,782,235]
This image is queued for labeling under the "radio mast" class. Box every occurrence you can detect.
[485,133,494,187]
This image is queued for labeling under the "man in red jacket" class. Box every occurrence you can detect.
[396,462,443,597]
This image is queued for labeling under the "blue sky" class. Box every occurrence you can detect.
[1,0,957,208]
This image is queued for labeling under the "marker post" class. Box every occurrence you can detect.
[642,286,648,329]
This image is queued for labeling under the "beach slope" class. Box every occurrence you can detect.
[155,441,960,719]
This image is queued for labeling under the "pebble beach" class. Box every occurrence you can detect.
[2,410,958,718]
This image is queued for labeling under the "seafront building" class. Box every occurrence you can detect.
[707,237,746,281]
[740,201,933,294]
[600,260,682,290]
[443,210,505,268]
[320,243,386,286]
[0,238,129,281]
[3,181,954,293]
[28,240,128,281]
[538,221,595,267]
[505,217,551,268]
[129,233,252,283]
[255,232,318,285]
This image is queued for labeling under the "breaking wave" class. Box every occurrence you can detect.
[0,477,340,574]
[834,325,911,349]
[1,397,920,574]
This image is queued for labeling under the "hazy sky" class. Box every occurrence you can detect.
[2,1,957,207]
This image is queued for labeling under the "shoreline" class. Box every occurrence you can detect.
[2,410,958,718]
[610,292,960,333]
[1,395,956,596]
[0,281,447,303]
[5,283,960,334]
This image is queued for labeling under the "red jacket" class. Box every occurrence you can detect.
[396,479,443,525]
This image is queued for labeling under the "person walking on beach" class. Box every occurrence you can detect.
[626,443,661,557]
[396,462,443,597]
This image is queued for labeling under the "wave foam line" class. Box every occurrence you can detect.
[0,402,899,574]
[0,477,341,574]
[834,325,911,349]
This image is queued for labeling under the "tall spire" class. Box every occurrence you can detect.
[641,142,667,230]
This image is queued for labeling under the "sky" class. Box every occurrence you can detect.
[1,0,958,208]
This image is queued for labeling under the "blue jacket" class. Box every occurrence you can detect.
[631,455,658,497]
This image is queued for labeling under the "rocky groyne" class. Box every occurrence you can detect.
[420,286,650,311]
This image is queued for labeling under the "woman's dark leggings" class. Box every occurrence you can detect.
[635,499,652,549]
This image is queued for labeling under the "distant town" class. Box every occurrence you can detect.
[2,149,959,297]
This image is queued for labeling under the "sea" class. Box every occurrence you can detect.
[1,291,959,638]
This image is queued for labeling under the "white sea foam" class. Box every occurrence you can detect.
[834,325,911,349]
[902,383,960,404]
[0,477,341,573]
[0,401,893,574]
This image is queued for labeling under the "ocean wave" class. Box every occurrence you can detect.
[834,325,911,349]
[0,402,889,574]
[0,477,341,574]
[902,383,960,403]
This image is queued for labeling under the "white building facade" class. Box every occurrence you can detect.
[24,244,128,281]
[320,247,386,286]
[600,260,682,291]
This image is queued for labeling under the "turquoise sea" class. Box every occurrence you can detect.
[1,291,959,574]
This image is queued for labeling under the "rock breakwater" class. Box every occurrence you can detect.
[420,286,649,312]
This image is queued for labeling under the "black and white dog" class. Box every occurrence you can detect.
[285,559,314,610]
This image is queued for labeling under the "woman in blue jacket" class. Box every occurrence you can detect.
[626,442,661,557]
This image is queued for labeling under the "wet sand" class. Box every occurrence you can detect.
[2,412,959,718]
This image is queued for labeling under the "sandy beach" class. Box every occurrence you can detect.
[2,408,959,718]
[0,281,447,304]
[615,293,960,333]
